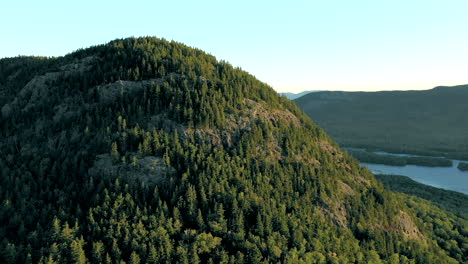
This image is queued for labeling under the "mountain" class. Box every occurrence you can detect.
[280,90,317,100]
[295,86,468,159]
[0,37,467,263]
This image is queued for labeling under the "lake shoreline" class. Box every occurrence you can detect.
[375,174,468,219]
[346,149,454,168]
[348,148,468,195]
[342,145,468,162]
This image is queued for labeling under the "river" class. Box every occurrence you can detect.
[350,150,468,195]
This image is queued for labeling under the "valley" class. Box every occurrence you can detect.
[295,87,468,195]
[375,174,468,219]
[294,87,468,160]
[339,148,468,194]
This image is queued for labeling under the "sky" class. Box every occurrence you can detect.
[1,0,468,92]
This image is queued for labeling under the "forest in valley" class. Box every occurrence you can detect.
[345,150,453,167]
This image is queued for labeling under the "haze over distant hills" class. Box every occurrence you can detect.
[295,85,468,158]
[280,90,318,100]
[1,37,467,263]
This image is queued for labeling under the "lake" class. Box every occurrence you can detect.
[354,150,468,194]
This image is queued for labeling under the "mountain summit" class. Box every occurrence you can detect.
[0,37,466,263]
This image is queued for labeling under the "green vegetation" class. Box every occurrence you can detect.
[0,37,467,263]
[399,194,468,263]
[295,88,468,160]
[348,150,406,166]
[347,150,453,167]
[458,162,468,171]
[375,174,468,219]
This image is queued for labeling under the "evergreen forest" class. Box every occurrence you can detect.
[1,37,467,263]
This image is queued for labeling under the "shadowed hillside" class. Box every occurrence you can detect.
[295,86,468,159]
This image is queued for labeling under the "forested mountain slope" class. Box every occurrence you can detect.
[1,37,467,263]
[294,86,468,159]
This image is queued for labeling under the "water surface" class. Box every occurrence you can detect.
[353,150,468,194]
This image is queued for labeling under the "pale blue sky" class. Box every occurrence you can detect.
[1,0,467,92]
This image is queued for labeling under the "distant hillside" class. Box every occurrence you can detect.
[375,174,468,219]
[295,86,468,158]
[280,90,317,100]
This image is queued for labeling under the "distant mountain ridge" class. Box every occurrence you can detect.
[280,90,319,100]
[295,84,468,158]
